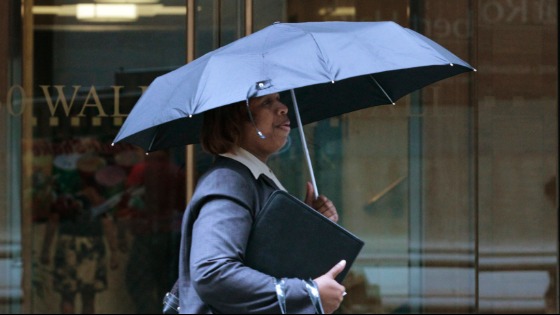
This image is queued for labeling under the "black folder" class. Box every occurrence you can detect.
[245,190,365,283]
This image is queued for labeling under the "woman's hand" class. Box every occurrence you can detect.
[305,182,339,222]
[313,260,346,314]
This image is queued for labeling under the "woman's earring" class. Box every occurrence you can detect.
[246,99,266,139]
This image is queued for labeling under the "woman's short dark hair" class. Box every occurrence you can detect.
[200,101,247,155]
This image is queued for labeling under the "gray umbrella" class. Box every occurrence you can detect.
[113,21,475,196]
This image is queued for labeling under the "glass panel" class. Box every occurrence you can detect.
[261,0,558,314]
[194,0,245,57]
[1,1,24,313]
[192,0,246,178]
[414,1,476,313]
[253,0,285,29]
[476,0,558,313]
[27,1,187,313]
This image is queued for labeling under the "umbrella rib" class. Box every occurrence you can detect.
[285,23,333,80]
[147,126,159,152]
[369,75,395,105]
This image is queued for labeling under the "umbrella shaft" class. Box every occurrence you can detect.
[290,89,319,199]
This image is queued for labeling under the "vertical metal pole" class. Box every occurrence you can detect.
[468,0,480,312]
[21,0,33,312]
[408,90,423,314]
[186,0,195,203]
[215,0,221,47]
[245,0,252,36]
[187,0,195,63]
[408,1,423,313]
[556,5,560,312]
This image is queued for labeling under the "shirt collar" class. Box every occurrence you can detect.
[220,147,286,191]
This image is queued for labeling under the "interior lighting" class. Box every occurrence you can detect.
[94,0,159,3]
[76,4,138,21]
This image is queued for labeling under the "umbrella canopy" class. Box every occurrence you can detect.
[113,21,475,151]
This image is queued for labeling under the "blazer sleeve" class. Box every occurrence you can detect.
[188,169,315,314]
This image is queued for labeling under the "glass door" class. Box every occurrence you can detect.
[27,1,187,313]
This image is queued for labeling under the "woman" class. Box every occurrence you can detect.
[178,92,346,314]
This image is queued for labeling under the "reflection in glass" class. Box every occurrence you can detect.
[28,0,187,313]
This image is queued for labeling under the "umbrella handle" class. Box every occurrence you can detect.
[290,89,319,199]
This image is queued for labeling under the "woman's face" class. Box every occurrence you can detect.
[240,93,290,162]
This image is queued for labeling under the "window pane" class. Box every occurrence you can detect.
[267,0,558,314]
[28,1,186,313]
[476,0,558,313]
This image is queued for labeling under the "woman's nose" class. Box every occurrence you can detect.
[278,102,288,115]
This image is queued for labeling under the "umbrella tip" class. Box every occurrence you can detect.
[450,63,454,66]
[473,68,478,72]
[331,80,335,84]
[145,152,149,156]
[391,102,396,105]
[111,142,115,146]
[189,114,192,118]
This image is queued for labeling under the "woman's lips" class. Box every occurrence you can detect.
[278,121,291,132]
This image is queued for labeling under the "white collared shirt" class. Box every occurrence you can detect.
[220,147,287,191]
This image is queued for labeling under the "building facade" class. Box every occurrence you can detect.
[0,0,558,313]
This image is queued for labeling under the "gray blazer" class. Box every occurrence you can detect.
[178,156,316,314]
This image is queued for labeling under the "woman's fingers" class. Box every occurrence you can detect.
[313,196,338,222]
[304,181,314,206]
[304,184,339,222]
